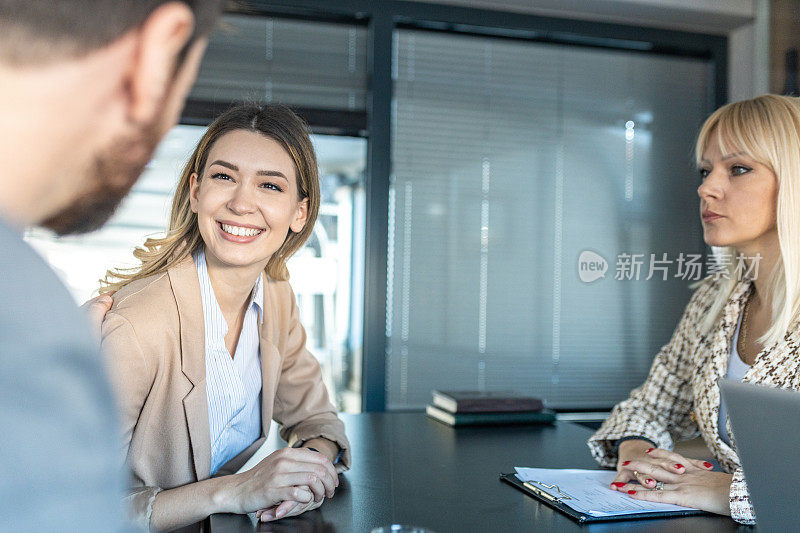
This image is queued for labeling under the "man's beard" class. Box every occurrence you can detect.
[40,119,162,236]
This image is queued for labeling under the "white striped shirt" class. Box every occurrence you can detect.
[194,247,264,475]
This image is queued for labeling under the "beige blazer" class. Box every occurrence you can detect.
[101,254,350,528]
[587,276,800,525]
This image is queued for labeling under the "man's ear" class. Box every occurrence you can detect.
[290,197,310,233]
[127,2,197,126]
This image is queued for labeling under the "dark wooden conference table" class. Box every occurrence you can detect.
[209,413,749,533]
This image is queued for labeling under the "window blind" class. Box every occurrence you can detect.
[387,29,712,410]
[190,14,367,111]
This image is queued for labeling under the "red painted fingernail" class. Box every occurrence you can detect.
[612,482,626,487]
[622,461,630,466]
[703,462,713,468]
[646,448,654,453]
[675,463,684,469]
[646,479,654,484]
[628,490,637,495]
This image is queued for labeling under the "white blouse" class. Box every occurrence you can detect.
[718,309,751,446]
[194,247,264,475]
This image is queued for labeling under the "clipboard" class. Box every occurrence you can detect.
[499,473,707,523]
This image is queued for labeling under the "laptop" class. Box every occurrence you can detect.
[719,379,800,531]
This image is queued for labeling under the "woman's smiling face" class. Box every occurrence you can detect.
[189,129,309,269]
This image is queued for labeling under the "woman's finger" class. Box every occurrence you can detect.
[271,471,325,500]
[609,469,635,490]
[644,447,682,461]
[261,498,307,522]
[617,466,657,489]
[269,454,338,498]
[258,507,276,522]
[270,497,323,521]
[297,449,338,485]
[635,474,658,489]
[621,459,685,481]
[277,447,338,477]
[690,458,715,470]
[305,463,337,499]
[293,497,323,516]
[273,500,300,520]
[280,471,326,502]
[304,473,327,502]
[626,485,692,508]
[286,468,335,501]
[645,448,710,472]
[272,486,313,506]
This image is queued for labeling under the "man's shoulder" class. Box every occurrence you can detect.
[0,221,128,530]
[0,223,93,348]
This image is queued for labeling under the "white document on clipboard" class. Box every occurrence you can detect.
[514,467,699,518]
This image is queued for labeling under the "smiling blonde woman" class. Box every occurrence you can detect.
[100,104,350,531]
[588,94,800,525]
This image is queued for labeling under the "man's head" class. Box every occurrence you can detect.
[0,1,223,234]
[0,1,221,66]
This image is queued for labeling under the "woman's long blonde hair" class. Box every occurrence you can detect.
[100,103,320,293]
[696,94,800,346]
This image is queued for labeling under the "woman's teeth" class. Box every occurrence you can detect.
[221,223,263,237]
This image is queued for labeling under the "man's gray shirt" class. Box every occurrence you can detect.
[0,219,128,531]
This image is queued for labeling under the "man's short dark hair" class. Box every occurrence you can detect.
[0,0,224,65]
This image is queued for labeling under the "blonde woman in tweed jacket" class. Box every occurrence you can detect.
[588,94,800,525]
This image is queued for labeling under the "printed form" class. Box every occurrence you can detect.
[514,467,698,518]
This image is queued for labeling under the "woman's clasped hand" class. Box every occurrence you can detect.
[610,439,733,515]
[229,447,338,523]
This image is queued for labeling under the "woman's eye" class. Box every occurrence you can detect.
[260,182,283,192]
[211,172,233,182]
[698,168,710,180]
[730,165,752,176]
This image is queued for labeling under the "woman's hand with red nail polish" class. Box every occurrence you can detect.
[624,469,734,516]
[611,440,713,492]
[614,443,734,515]
[614,441,681,487]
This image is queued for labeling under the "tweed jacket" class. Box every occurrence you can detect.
[587,276,800,525]
[100,254,350,530]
